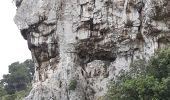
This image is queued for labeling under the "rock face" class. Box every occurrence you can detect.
[14,0,170,100]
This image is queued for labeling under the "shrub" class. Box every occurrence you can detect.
[105,46,170,100]
[69,80,77,90]
[2,94,17,100]
[147,47,170,80]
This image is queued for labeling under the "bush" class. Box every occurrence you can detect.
[1,84,32,100]
[14,84,32,100]
[0,59,34,99]
[69,80,77,90]
[105,47,170,100]
[147,47,170,80]
[2,94,17,100]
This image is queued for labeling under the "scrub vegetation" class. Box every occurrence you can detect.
[0,59,34,100]
[105,47,170,100]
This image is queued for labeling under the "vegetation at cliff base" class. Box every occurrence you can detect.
[105,47,170,100]
[1,48,170,100]
[0,59,34,100]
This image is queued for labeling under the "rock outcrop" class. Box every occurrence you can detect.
[14,0,170,100]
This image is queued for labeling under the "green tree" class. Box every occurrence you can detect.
[1,59,34,94]
[105,47,170,100]
[22,59,34,82]
[0,82,6,99]
[147,47,170,80]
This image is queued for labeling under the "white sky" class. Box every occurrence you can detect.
[0,0,31,79]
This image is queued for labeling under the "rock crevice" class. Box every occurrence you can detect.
[14,0,170,100]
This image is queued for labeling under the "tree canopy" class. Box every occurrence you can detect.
[105,47,170,100]
[0,59,34,99]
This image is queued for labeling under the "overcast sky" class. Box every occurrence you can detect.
[0,0,31,79]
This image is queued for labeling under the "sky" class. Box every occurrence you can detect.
[0,0,31,79]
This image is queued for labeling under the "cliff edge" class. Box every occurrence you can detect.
[14,0,170,100]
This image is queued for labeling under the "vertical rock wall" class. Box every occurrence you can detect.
[14,0,170,100]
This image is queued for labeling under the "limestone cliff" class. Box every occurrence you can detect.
[14,0,170,100]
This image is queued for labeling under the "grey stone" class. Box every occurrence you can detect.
[14,0,170,100]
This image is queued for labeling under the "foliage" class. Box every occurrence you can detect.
[22,59,35,82]
[0,59,34,99]
[2,94,17,100]
[1,59,34,94]
[1,84,32,100]
[105,47,170,100]
[69,79,77,90]
[0,83,7,100]
[147,47,170,80]
[14,84,32,100]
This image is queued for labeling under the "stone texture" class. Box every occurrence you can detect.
[14,0,170,100]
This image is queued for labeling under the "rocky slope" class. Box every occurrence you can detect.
[14,0,170,100]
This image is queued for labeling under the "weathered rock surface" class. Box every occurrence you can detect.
[14,0,170,100]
